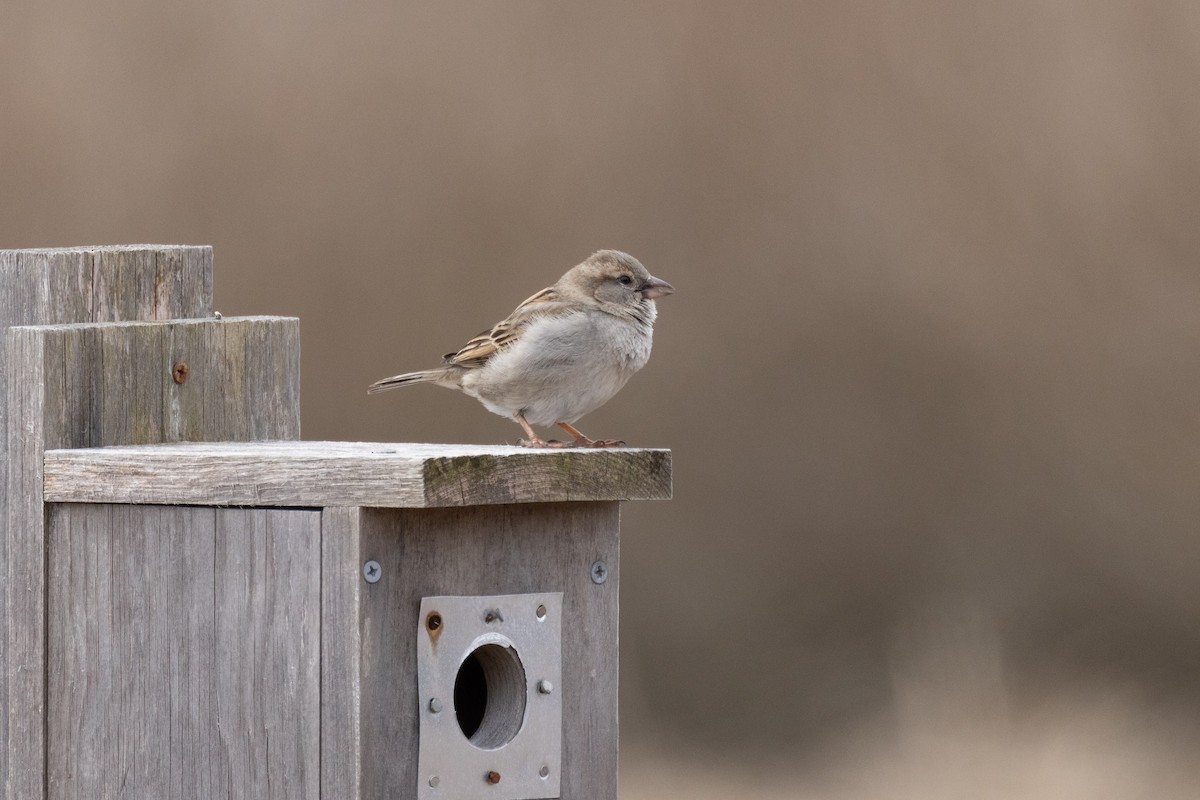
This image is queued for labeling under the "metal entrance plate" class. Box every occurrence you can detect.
[416,592,563,799]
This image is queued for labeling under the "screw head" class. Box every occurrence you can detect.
[171,361,189,384]
[427,612,442,632]
[486,770,501,785]
[590,560,609,584]
[539,765,550,778]
[537,679,553,695]
[429,697,443,713]
[484,608,503,624]
[429,775,440,788]
[362,560,381,583]
[536,603,547,620]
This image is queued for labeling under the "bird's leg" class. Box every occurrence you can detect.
[516,414,554,448]
[557,421,625,448]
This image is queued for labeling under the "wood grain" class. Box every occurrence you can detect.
[43,441,672,508]
[356,502,621,800]
[4,327,49,800]
[320,507,364,799]
[1,245,270,800]
[46,504,321,800]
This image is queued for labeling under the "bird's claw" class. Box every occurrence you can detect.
[573,437,625,448]
[519,437,624,449]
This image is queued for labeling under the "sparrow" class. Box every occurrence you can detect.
[368,250,674,448]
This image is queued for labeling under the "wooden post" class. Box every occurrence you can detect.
[3,246,670,800]
[2,246,213,800]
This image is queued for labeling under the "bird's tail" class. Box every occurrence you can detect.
[367,369,447,394]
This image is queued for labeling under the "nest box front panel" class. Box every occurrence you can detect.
[355,501,619,800]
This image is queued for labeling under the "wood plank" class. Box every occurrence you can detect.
[46,505,320,799]
[101,321,166,445]
[215,508,321,800]
[4,327,50,800]
[91,245,212,322]
[2,245,218,800]
[223,316,302,441]
[43,441,673,508]
[0,250,10,798]
[1,251,96,775]
[153,246,214,323]
[357,502,621,800]
[320,507,364,799]
[165,312,225,441]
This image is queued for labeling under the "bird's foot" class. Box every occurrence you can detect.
[554,421,624,448]
[518,436,624,448]
[571,436,625,448]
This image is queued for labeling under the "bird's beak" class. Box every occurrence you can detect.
[640,276,675,300]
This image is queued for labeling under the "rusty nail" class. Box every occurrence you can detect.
[427,612,442,632]
[484,608,503,624]
[486,771,501,785]
[172,361,189,384]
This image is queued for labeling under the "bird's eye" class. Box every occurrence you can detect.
[618,275,633,286]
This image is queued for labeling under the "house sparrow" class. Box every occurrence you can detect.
[368,250,674,448]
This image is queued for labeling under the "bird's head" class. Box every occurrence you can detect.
[559,250,674,320]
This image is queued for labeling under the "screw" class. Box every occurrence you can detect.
[429,697,443,713]
[486,770,501,785]
[536,604,547,620]
[484,608,503,624]
[537,679,553,695]
[539,765,550,778]
[590,560,609,584]
[171,361,189,384]
[429,776,440,788]
[427,612,442,632]
[362,560,381,583]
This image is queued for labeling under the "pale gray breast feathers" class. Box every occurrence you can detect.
[465,307,654,425]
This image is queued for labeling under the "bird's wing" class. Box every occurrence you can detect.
[442,286,568,368]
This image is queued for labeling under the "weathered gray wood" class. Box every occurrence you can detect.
[0,246,212,330]
[44,441,673,507]
[0,250,9,794]
[19,316,299,451]
[2,245,215,800]
[224,316,302,441]
[4,327,49,800]
[9,315,298,797]
[46,504,321,800]
[320,507,364,798]
[215,508,321,799]
[356,502,620,800]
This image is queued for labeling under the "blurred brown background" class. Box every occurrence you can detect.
[5,1,1200,796]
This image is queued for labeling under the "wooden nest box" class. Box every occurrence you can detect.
[1,246,671,799]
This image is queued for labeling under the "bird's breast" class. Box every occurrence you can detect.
[471,311,653,425]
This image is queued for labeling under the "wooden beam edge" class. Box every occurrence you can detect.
[43,443,673,508]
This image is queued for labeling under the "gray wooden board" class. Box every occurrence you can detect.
[4,304,297,796]
[352,502,620,800]
[46,504,321,800]
[44,441,672,508]
[17,316,299,451]
[3,246,212,788]
[320,507,364,798]
[4,327,48,800]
